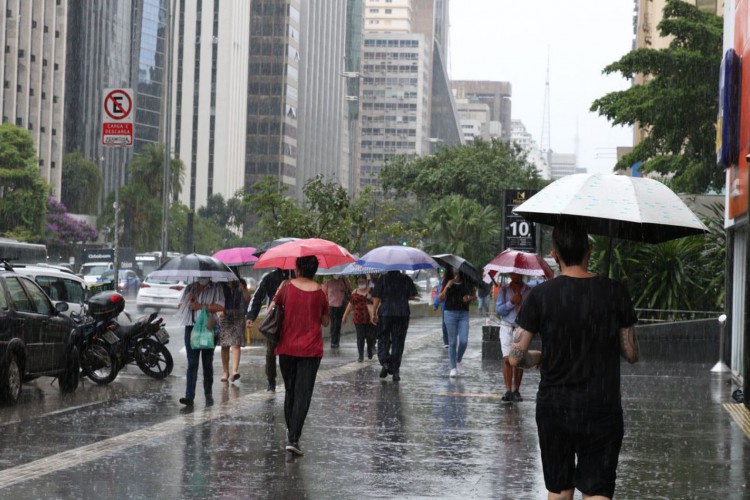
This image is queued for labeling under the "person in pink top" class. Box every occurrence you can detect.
[322,275,351,348]
[272,255,330,456]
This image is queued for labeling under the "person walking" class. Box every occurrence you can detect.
[273,256,330,456]
[342,275,375,362]
[370,270,418,382]
[439,267,476,377]
[218,278,247,383]
[496,272,532,402]
[432,269,449,348]
[246,268,288,392]
[177,277,225,407]
[322,275,351,348]
[510,221,639,500]
[476,270,491,318]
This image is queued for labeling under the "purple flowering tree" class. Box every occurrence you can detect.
[46,197,98,245]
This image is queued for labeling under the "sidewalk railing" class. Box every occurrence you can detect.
[636,308,722,324]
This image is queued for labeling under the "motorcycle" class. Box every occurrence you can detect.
[72,291,123,385]
[73,291,173,384]
[110,309,173,379]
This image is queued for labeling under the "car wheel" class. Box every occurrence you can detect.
[0,353,22,404]
[58,346,80,393]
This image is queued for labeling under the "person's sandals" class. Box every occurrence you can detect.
[231,373,241,382]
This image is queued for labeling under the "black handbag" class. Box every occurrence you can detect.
[259,282,288,347]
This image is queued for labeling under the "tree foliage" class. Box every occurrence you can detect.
[590,0,723,193]
[61,152,102,214]
[0,124,48,238]
[46,197,97,245]
[380,139,545,207]
[99,143,186,252]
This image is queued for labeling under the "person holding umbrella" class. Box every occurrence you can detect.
[438,266,477,377]
[177,277,225,407]
[272,255,330,456]
[510,221,638,499]
[496,272,532,402]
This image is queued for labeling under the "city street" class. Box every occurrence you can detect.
[0,311,747,499]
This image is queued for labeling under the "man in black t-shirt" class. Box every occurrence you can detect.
[510,222,639,500]
[370,270,418,382]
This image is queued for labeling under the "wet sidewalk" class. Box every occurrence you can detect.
[0,316,747,499]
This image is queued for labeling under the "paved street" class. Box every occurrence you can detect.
[0,312,747,499]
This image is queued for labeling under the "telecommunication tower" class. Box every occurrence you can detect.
[540,52,551,163]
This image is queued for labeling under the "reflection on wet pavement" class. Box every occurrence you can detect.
[0,316,746,499]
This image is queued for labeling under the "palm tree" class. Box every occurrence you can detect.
[128,143,185,199]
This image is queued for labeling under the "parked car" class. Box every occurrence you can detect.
[12,264,87,315]
[136,275,186,313]
[0,264,80,404]
[99,269,141,297]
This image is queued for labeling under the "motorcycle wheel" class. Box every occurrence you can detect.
[81,341,118,385]
[135,339,173,379]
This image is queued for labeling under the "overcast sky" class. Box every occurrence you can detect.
[448,0,636,174]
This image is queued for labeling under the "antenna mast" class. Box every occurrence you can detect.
[540,50,551,163]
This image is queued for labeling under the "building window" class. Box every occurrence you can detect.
[3,81,8,89]
[16,117,22,126]
[38,159,44,166]
[53,96,58,103]
[28,123,33,131]
[40,126,45,133]
[369,9,379,13]
[51,161,56,169]
[44,26,49,33]
[41,92,46,100]
[6,9,11,17]
[29,88,34,96]
[18,49,24,57]
[55,30,60,38]
[32,20,37,28]
[4,46,9,54]
[43,58,47,66]
[385,9,392,13]
[17,84,22,92]
[54,63,59,71]
[52,129,57,136]
[30,54,36,62]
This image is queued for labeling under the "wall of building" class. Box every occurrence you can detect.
[451,80,512,142]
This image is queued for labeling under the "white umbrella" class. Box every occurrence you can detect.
[512,173,708,244]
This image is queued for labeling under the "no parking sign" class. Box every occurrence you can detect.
[102,88,134,147]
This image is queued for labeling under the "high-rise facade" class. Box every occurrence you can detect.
[65,0,169,209]
[451,80,512,142]
[1,0,67,197]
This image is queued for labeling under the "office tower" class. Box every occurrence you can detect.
[451,80,513,142]
[2,0,67,197]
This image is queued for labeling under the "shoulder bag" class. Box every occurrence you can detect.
[259,281,288,348]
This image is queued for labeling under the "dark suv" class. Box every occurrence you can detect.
[0,265,80,404]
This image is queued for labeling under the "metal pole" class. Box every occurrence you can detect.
[711,314,730,373]
[113,159,121,289]
[161,0,176,262]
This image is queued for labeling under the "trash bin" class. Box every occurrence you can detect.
[482,325,501,359]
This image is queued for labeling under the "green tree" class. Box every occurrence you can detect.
[380,138,545,208]
[197,193,246,248]
[61,152,102,214]
[590,0,723,193]
[0,123,48,238]
[421,195,500,266]
[99,143,185,251]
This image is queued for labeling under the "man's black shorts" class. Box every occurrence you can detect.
[536,403,624,498]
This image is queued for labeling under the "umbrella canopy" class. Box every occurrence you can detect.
[357,246,438,271]
[315,261,382,276]
[431,253,487,290]
[149,253,238,282]
[252,237,301,257]
[253,238,355,270]
[212,247,258,266]
[512,173,709,244]
[485,249,555,280]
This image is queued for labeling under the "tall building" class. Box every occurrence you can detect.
[510,119,549,179]
[2,0,67,197]
[549,152,585,180]
[172,0,253,210]
[343,0,364,193]
[451,80,512,142]
[296,0,349,199]
[65,0,169,209]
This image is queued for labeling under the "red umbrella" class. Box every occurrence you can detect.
[484,249,554,280]
[253,238,355,270]
[212,247,258,266]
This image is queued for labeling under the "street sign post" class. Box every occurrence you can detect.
[503,189,538,253]
[102,88,134,146]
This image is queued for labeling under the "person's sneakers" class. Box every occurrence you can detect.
[449,368,458,378]
[379,365,389,378]
[267,381,276,393]
[330,344,339,349]
[392,372,401,382]
[358,356,364,363]
[367,348,374,359]
[501,391,514,402]
[179,397,194,406]
[205,395,214,406]
[512,390,523,402]
[456,362,464,375]
[285,442,304,456]
[444,344,449,349]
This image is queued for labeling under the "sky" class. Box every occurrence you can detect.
[448,0,636,174]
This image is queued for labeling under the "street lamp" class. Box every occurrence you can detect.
[710,313,730,373]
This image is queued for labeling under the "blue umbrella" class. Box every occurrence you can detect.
[316,261,383,276]
[357,246,438,271]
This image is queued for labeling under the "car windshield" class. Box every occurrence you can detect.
[81,265,110,276]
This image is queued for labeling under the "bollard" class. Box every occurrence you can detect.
[482,325,501,360]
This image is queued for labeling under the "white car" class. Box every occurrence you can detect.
[136,275,186,312]
[11,264,88,315]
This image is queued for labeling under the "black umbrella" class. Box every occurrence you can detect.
[431,254,489,293]
[252,237,301,257]
[149,253,237,282]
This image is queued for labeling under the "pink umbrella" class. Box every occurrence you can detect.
[253,238,355,270]
[212,247,259,266]
[484,249,554,280]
